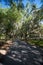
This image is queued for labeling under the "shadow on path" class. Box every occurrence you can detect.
[0,39,43,65]
[0,55,24,65]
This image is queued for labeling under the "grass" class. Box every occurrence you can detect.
[28,39,43,47]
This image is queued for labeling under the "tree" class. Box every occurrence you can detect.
[17,1,43,40]
[0,0,43,41]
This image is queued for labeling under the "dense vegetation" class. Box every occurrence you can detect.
[0,0,43,46]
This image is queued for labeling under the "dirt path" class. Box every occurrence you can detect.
[0,40,43,65]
